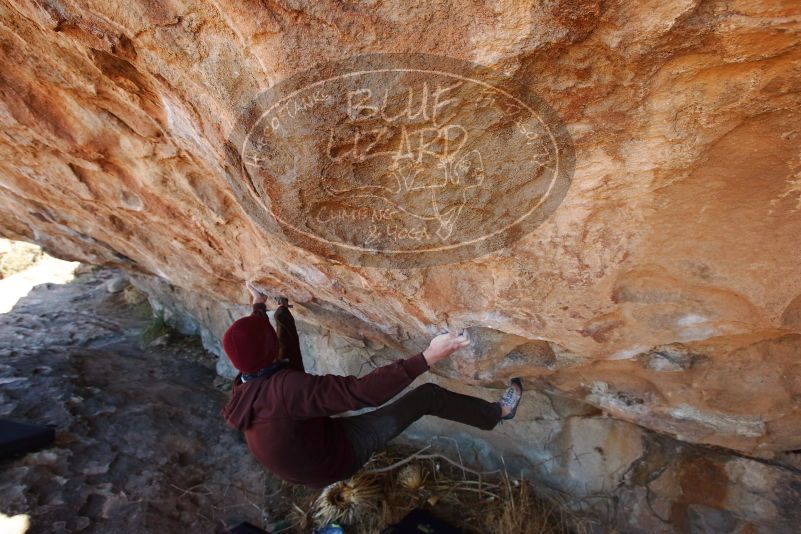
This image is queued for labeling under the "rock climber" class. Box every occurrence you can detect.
[221,281,523,488]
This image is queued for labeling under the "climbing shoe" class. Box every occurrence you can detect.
[499,377,523,421]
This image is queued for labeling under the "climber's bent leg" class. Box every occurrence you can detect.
[274,305,304,372]
[341,383,502,474]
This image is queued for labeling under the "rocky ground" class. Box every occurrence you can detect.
[0,267,280,533]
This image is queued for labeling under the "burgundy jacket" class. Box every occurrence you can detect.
[221,306,430,488]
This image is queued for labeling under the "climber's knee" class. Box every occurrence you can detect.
[412,383,440,396]
[413,383,448,414]
[406,383,440,406]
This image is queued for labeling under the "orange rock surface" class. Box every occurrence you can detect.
[1,0,800,456]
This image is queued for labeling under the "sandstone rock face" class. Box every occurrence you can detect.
[2,0,801,469]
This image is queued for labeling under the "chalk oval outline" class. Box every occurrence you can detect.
[227,53,575,267]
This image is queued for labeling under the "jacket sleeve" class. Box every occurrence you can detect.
[252,303,265,316]
[252,303,306,372]
[273,305,305,373]
[251,303,276,326]
[278,352,430,419]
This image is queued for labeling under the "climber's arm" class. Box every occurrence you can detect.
[251,302,270,316]
[249,303,280,348]
[279,331,469,418]
[279,352,430,418]
[274,304,305,372]
[245,281,305,371]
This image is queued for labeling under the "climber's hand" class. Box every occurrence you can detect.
[246,280,268,305]
[423,330,470,366]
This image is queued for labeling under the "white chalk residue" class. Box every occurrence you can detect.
[677,314,706,326]
[670,404,765,438]
[606,345,647,360]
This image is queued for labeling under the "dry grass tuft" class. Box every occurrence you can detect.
[396,463,427,491]
[297,444,590,534]
[313,473,383,526]
[486,471,586,534]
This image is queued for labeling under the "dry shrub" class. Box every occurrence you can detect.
[300,445,589,534]
[313,473,383,526]
[485,471,585,534]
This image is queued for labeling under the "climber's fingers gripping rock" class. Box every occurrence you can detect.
[423,330,471,366]
[245,280,268,305]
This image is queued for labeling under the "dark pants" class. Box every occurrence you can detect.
[340,383,502,474]
[274,306,502,475]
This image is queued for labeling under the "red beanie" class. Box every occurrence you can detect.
[222,313,279,374]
